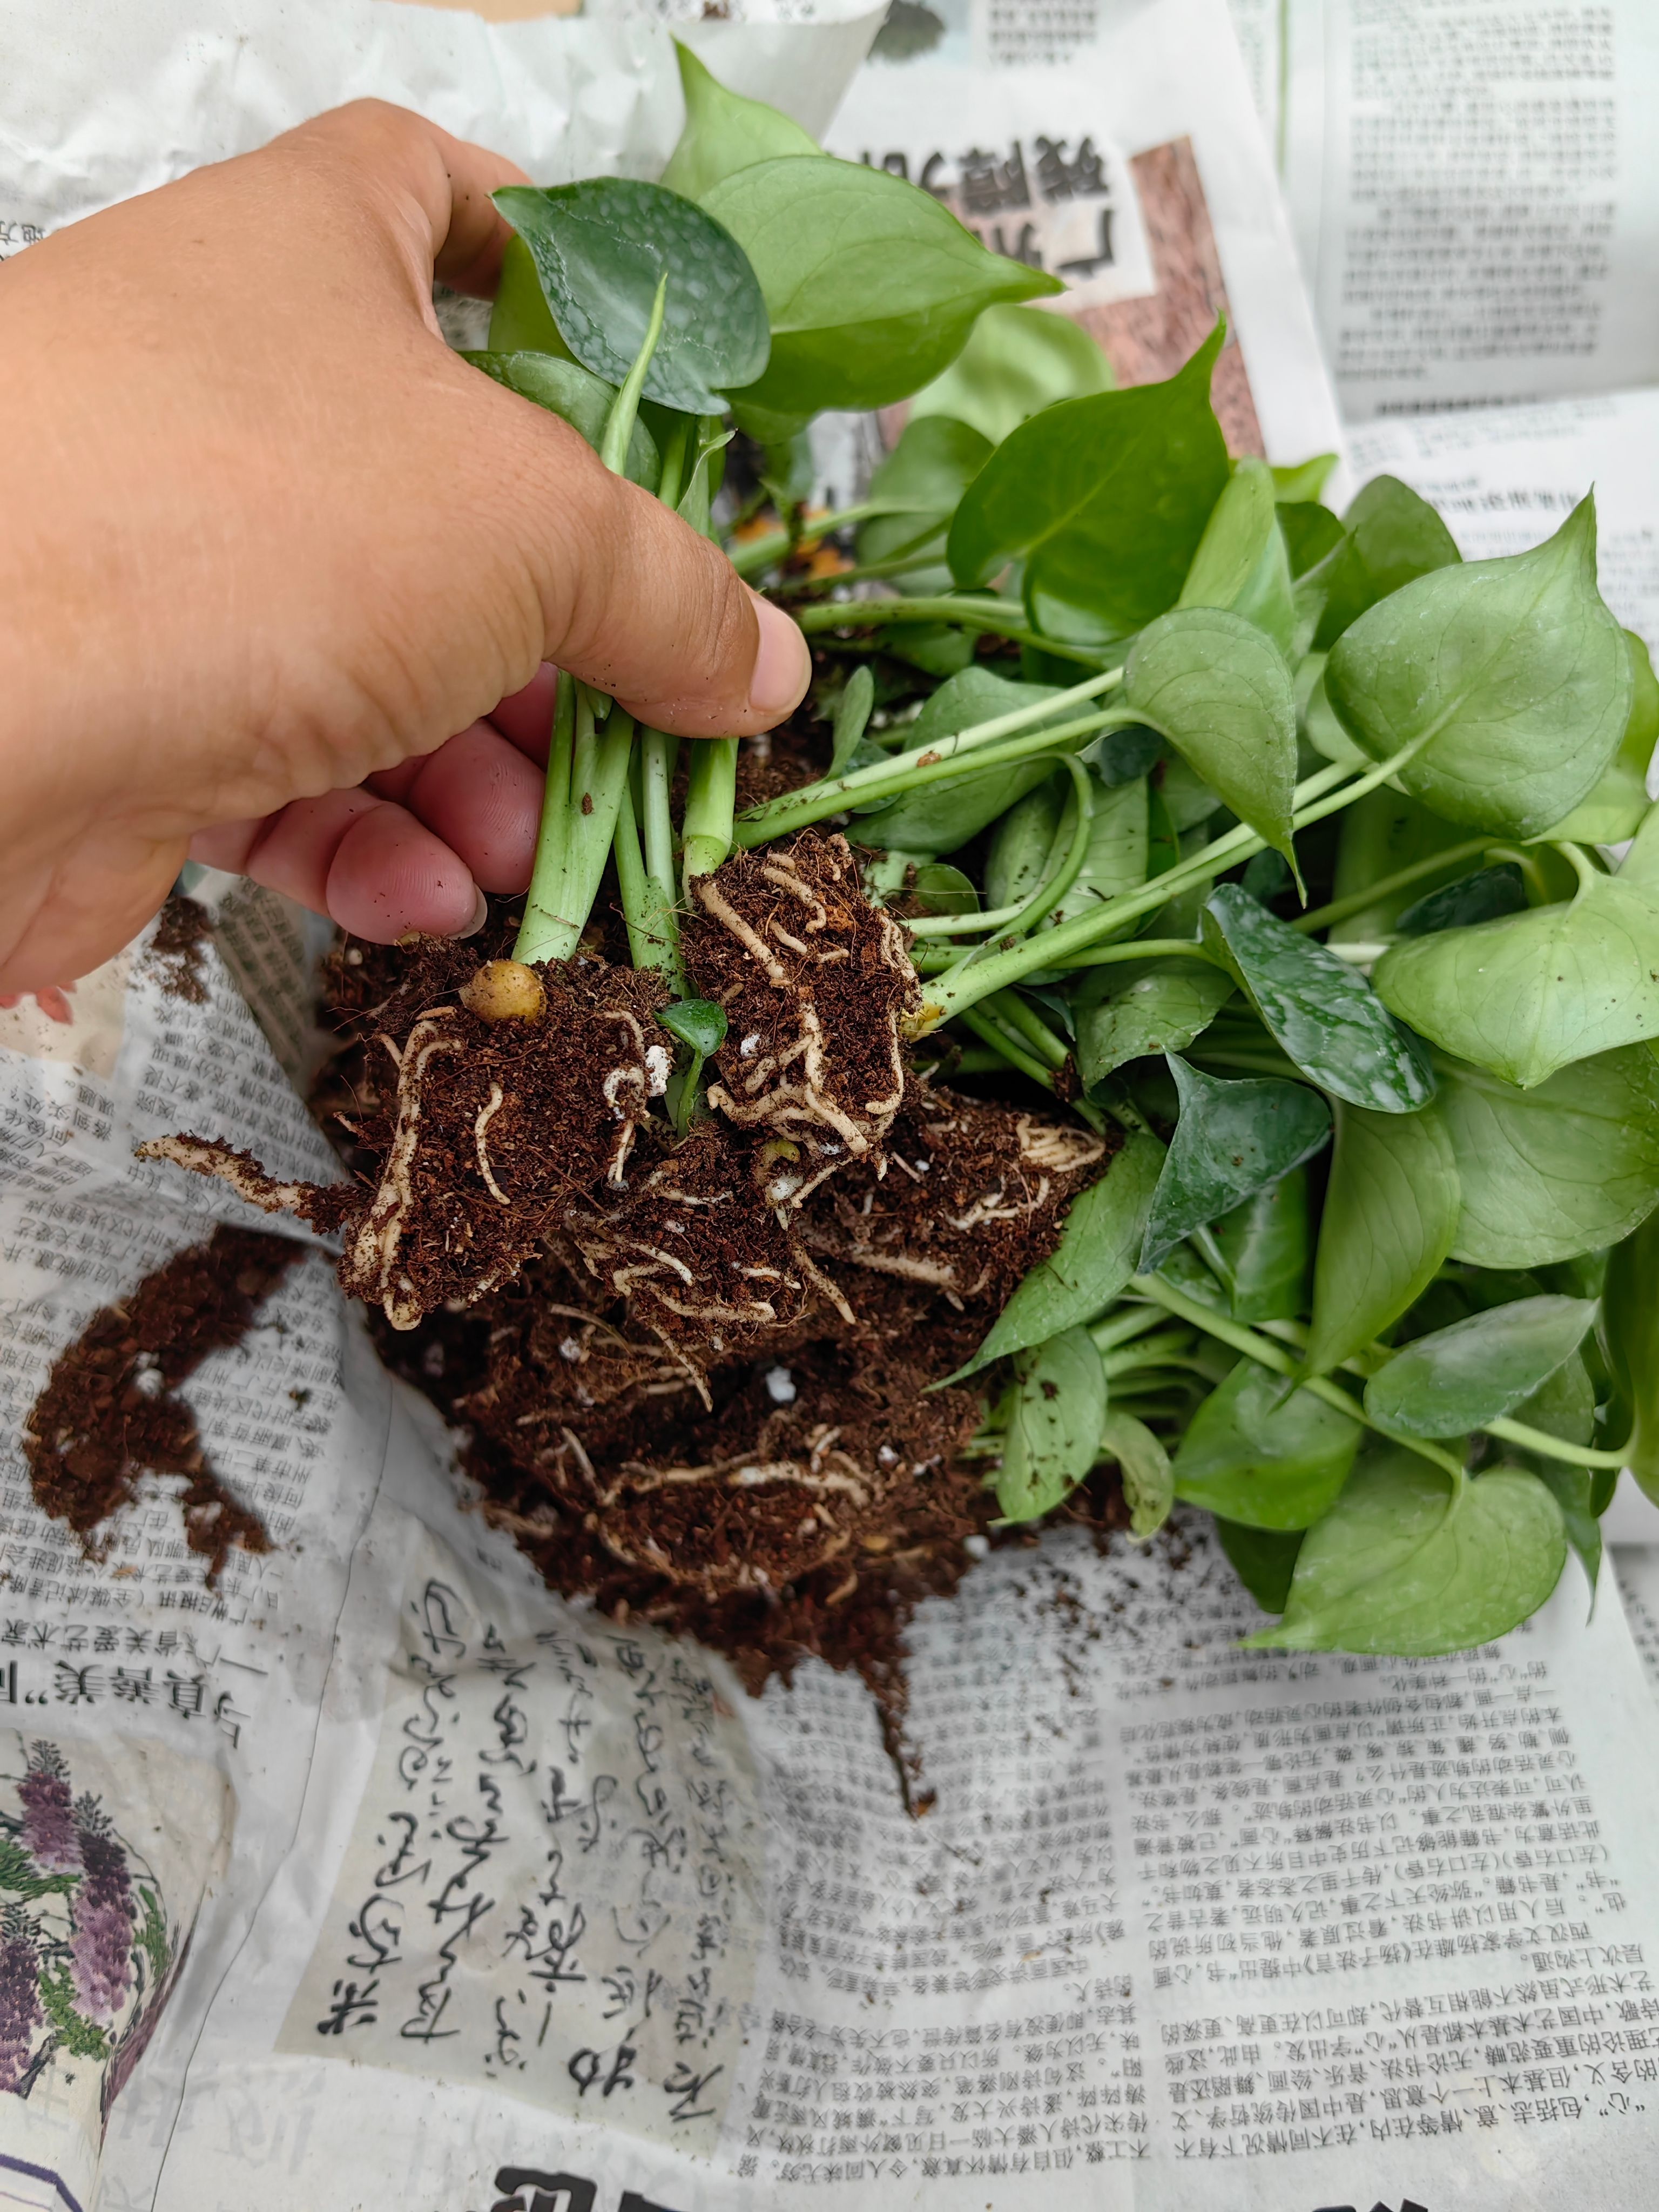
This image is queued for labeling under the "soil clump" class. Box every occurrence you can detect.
[23,1225,299,1582]
[141,892,214,1004]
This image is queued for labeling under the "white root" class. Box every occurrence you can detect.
[343,1014,463,1329]
[695,874,791,987]
[474,1084,510,1205]
[134,1135,321,1218]
[1016,1116,1107,1174]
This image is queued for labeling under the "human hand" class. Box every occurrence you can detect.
[0,100,810,993]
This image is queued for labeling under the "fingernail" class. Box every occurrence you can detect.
[748,594,811,718]
[455,886,490,939]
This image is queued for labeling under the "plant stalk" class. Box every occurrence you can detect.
[514,670,578,965]
[793,595,1118,667]
[683,737,739,893]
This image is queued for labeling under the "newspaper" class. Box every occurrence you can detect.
[828,0,1348,487]
[867,1,1659,425]
[10,6,1659,2211]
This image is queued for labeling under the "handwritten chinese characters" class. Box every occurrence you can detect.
[281,1546,762,2156]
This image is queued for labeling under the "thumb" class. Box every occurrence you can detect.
[482,394,812,738]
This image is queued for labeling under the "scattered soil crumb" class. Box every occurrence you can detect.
[23,1226,301,1583]
[142,893,215,1004]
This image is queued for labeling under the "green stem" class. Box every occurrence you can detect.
[1089,1305,1178,1355]
[1127,1273,1468,1482]
[956,1006,1059,1092]
[683,737,739,892]
[614,779,686,988]
[599,276,666,475]
[988,990,1068,1070]
[656,415,692,514]
[726,500,899,581]
[1485,842,1554,905]
[1554,841,1604,895]
[793,595,1116,667]
[913,749,1423,1033]
[739,663,1123,832]
[1483,1415,1633,1470]
[640,728,679,906]
[1294,838,1491,935]
[514,670,577,965]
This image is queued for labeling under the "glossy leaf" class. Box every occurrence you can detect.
[1172,1358,1361,1529]
[704,156,1057,436]
[659,41,818,203]
[1309,474,1461,651]
[1103,1411,1175,1540]
[956,1133,1164,1378]
[1439,1047,1659,1268]
[494,179,768,414]
[1074,957,1234,1086]
[1279,501,1345,579]
[1305,1101,1460,1375]
[983,773,1064,909]
[828,665,875,778]
[487,234,575,355]
[1249,1452,1566,1656]
[1215,1518,1304,1614]
[947,324,1229,636]
[1042,774,1148,931]
[1272,454,1338,503]
[1373,821,1659,1088]
[1363,1293,1596,1438]
[854,668,1070,853]
[1394,864,1526,936]
[657,997,728,1057]
[1213,1165,1312,1324]
[1203,883,1435,1111]
[1121,610,1298,865]
[857,415,993,582]
[465,352,660,489]
[1325,498,1633,840]
[1178,457,1294,655]
[907,861,980,915]
[1603,1208,1659,1503]
[1545,629,1659,842]
[908,301,1114,447]
[1139,1058,1332,1271]
[995,1327,1108,1523]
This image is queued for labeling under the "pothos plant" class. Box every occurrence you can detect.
[162,47,1659,1658]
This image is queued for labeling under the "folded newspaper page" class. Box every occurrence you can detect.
[827,0,1347,484]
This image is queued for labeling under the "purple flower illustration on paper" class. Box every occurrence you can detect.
[0,1738,186,2119]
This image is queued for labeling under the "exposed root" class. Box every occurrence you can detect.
[134,1135,356,1233]
[686,831,919,1209]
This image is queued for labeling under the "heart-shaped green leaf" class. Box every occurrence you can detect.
[1172,1358,1361,1529]
[1247,1452,1566,1655]
[828,665,875,778]
[854,668,1071,853]
[1139,1058,1331,1271]
[1545,629,1659,842]
[995,1327,1107,1523]
[494,179,768,414]
[947,324,1229,636]
[1325,497,1633,840]
[1121,610,1298,866]
[1075,957,1234,1087]
[856,415,993,585]
[1308,474,1461,651]
[704,156,1057,436]
[1040,774,1149,932]
[954,1132,1163,1379]
[1439,1046,1659,1267]
[1364,1293,1596,1438]
[1374,863,1659,1091]
[465,352,661,490]
[1178,457,1294,655]
[1103,1411,1175,1540]
[1305,1100,1460,1377]
[908,302,1114,448]
[1204,882,1436,1111]
[659,41,819,204]
[1212,1165,1313,1324]
[1215,1518,1305,1614]
[1394,864,1526,936]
